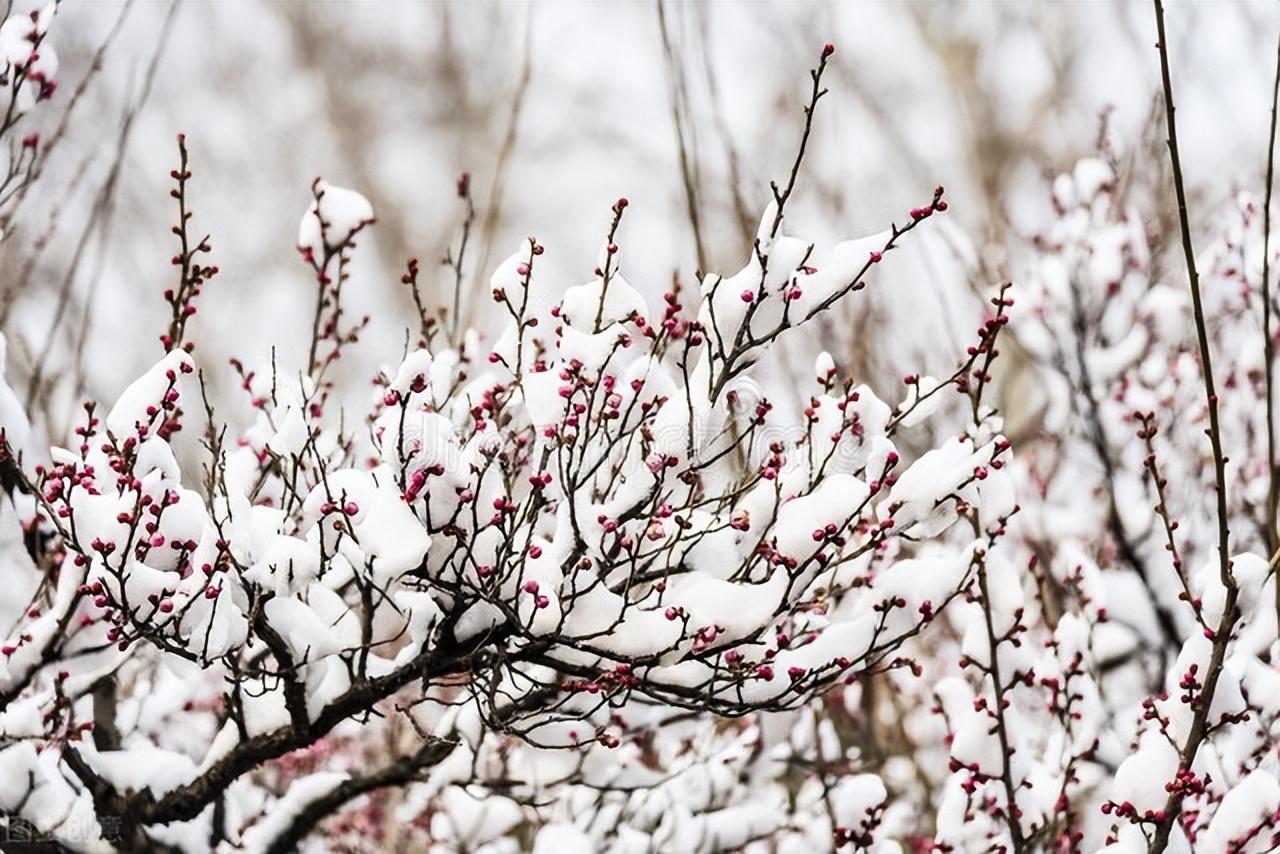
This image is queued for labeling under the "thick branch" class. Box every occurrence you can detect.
[263,738,457,854]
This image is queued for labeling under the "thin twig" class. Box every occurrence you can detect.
[1148,3,1241,849]
[765,44,832,241]
[446,171,475,346]
[22,0,179,421]
[1152,0,1231,589]
[1262,13,1280,631]
[0,0,134,242]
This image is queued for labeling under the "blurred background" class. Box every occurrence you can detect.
[1,0,1275,439]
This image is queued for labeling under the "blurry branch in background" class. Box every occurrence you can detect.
[657,0,708,275]
[0,2,56,220]
[0,1,131,338]
[280,4,512,332]
[694,3,752,254]
[906,4,1081,253]
[0,0,132,246]
[0,0,74,350]
[19,0,177,436]
[471,9,532,306]
[284,2,536,334]
[283,4,429,288]
[1262,15,1280,570]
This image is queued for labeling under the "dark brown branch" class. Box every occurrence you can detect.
[1148,3,1243,850]
[90,677,122,752]
[977,560,1027,854]
[1151,0,1231,591]
[1263,10,1280,633]
[63,628,510,831]
[1067,276,1180,653]
[262,737,457,854]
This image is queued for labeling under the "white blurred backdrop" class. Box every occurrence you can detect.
[3,0,1274,440]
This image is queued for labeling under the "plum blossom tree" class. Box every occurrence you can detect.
[0,42,1013,853]
[0,7,1277,854]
